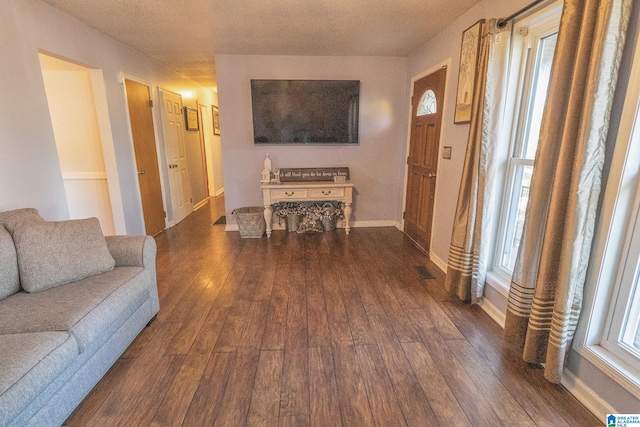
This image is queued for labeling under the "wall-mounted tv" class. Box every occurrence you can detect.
[250,79,360,145]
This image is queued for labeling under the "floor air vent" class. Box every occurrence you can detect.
[416,265,435,279]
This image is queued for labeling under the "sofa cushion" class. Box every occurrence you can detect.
[0,228,19,301]
[0,331,78,426]
[0,266,150,353]
[10,217,115,292]
[0,209,43,300]
[0,208,43,231]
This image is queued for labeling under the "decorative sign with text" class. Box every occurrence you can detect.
[279,167,350,182]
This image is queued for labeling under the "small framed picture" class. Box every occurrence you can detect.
[212,105,220,135]
[184,106,199,131]
[454,19,484,124]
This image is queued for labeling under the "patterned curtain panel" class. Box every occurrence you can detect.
[504,0,633,383]
[445,20,512,303]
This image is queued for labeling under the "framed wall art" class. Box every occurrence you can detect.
[454,19,484,124]
[185,106,199,131]
[212,105,220,135]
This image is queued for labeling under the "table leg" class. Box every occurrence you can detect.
[343,203,352,235]
[264,205,273,237]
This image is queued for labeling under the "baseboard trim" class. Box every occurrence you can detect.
[478,296,506,328]
[193,199,208,211]
[429,252,447,273]
[225,221,398,233]
[351,220,398,228]
[561,368,616,417]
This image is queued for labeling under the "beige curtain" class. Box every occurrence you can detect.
[445,20,512,303]
[504,0,632,383]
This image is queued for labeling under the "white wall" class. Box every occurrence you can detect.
[0,1,68,221]
[215,54,408,226]
[0,0,216,232]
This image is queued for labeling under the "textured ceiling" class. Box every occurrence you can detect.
[40,0,481,90]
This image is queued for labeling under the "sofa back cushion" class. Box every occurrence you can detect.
[0,228,19,301]
[0,209,43,300]
[10,217,115,292]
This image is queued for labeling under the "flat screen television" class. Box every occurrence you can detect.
[250,79,360,145]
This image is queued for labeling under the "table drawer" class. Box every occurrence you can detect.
[308,187,345,198]
[271,188,308,199]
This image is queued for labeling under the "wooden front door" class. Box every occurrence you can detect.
[404,67,446,254]
[125,79,166,235]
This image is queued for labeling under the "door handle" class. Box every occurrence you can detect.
[138,169,146,174]
[427,173,437,178]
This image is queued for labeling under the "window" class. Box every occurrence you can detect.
[498,32,557,272]
[418,89,437,115]
[577,21,640,397]
[604,212,640,365]
[492,10,561,281]
[597,81,640,389]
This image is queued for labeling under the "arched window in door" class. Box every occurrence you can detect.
[417,89,437,116]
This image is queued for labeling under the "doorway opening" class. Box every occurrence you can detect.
[39,53,124,234]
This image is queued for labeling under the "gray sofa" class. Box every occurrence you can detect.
[0,208,160,427]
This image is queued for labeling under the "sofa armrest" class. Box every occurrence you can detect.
[105,235,156,268]
[106,235,160,315]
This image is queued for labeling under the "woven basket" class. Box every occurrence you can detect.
[285,214,303,232]
[321,216,337,231]
[233,207,266,238]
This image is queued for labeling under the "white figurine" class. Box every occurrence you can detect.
[261,154,272,183]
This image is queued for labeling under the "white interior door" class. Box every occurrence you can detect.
[160,90,193,224]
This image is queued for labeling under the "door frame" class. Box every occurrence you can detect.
[91,69,128,234]
[401,59,452,254]
[197,102,213,199]
[120,72,169,231]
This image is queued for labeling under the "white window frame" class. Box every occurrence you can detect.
[602,186,640,369]
[574,21,640,399]
[487,4,562,290]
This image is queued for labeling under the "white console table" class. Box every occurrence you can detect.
[261,181,354,237]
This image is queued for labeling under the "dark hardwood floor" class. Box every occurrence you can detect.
[66,197,600,426]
